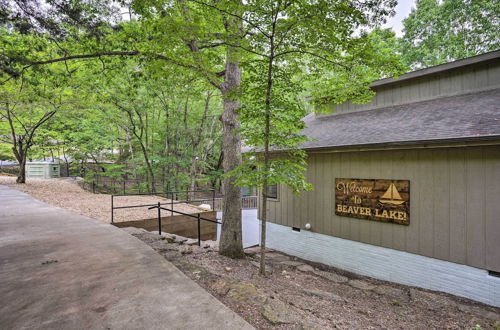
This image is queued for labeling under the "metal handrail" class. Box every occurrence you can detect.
[147,202,221,246]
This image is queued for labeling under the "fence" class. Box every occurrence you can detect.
[111,189,217,223]
[80,178,156,194]
[80,177,218,199]
[82,178,258,212]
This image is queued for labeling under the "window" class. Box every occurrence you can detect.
[267,184,278,200]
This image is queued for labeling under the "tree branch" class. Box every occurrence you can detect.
[4,51,223,89]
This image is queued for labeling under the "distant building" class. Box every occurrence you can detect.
[258,51,500,307]
[26,162,60,179]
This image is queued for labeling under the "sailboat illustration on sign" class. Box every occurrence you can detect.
[379,183,405,205]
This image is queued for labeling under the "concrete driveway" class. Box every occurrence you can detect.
[0,185,253,330]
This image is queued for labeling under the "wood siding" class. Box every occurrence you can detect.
[317,61,500,117]
[262,145,500,272]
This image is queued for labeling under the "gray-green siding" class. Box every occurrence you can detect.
[318,59,500,116]
[261,145,500,272]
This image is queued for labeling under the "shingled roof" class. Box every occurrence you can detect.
[299,88,500,150]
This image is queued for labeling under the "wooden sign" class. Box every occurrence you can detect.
[335,178,410,225]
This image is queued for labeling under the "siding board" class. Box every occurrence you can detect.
[418,149,435,257]
[448,148,467,264]
[323,154,333,237]
[349,152,361,242]
[331,154,342,236]
[405,150,420,254]
[339,153,351,239]
[465,148,485,269]
[433,149,450,261]
[316,154,324,234]
[484,146,500,272]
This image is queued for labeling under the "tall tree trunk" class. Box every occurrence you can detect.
[189,157,197,191]
[260,16,277,274]
[218,53,244,258]
[137,140,156,193]
[214,150,223,191]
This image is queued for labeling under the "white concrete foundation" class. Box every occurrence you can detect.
[266,222,500,307]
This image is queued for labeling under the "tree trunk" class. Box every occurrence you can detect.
[189,157,197,191]
[260,17,277,273]
[16,155,27,184]
[260,58,273,275]
[218,54,244,259]
[137,140,156,193]
[62,147,70,177]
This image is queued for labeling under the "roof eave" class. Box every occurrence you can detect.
[301,135,500,153]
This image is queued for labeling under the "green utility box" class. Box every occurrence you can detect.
[26,162,60,179]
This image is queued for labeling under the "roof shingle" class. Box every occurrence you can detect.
[300,89,500,150]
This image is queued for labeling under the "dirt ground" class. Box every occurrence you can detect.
[126,228,500,330]
[0,176,207,223]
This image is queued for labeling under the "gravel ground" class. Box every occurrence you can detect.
[0,176,206,223]
[129,228,500,330]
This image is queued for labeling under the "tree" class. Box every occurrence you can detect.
[399,0,500,69]
[0,1,403,261]
[1,0,248,258]
[227,0,403,274]
[0,78,67,182]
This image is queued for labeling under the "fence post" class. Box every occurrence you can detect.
[197,213,201,247]
[92,181,95,194]
[158,202,161,235]
[123,181,126,194]
[111,195,114,223]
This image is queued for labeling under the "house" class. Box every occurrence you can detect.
[258,50,500,307]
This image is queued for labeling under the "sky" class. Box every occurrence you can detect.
[384,0,418,36]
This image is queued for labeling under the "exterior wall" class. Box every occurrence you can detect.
[261,145,500,272]
[265,222,500,307]
[318,60,500,116]
[49,164,60,177]
[26,163,60,179]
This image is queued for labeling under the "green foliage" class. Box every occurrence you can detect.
[0,143,14,161]
[0,0,403,192]
[0,68,75,157]
[309,28,406,111]
[399,0,500,69]
[228,1,404,196]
